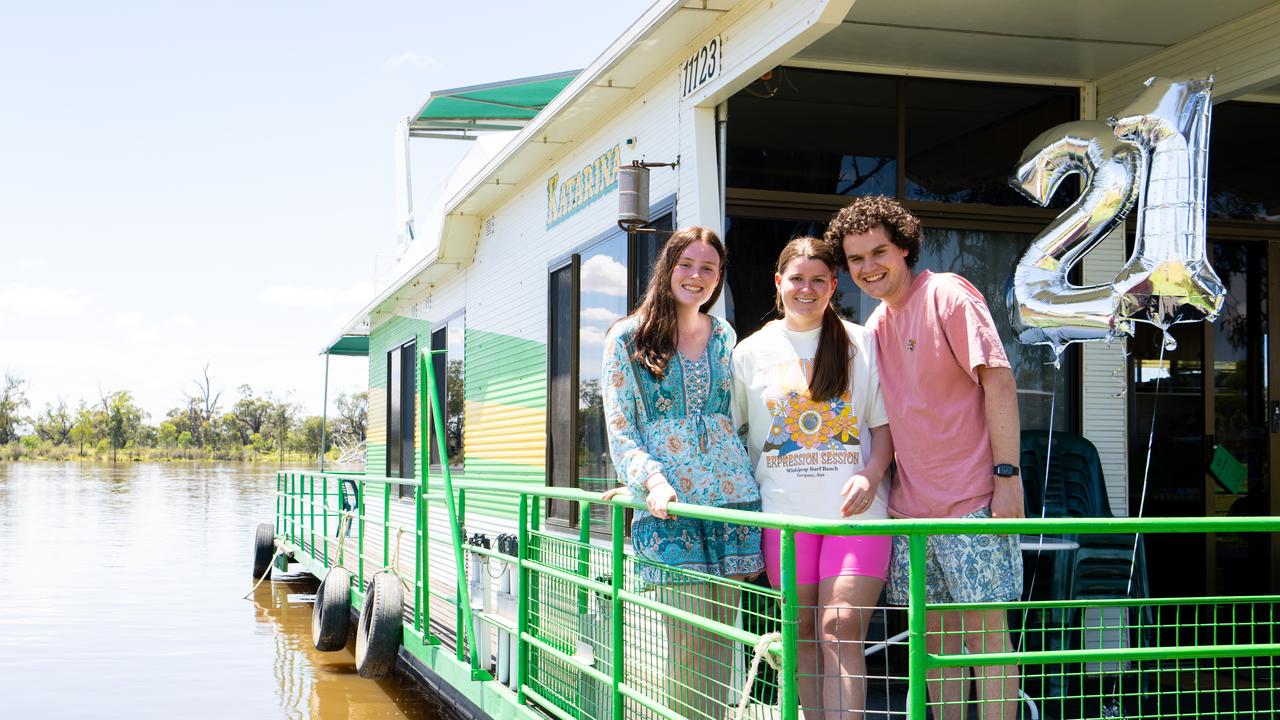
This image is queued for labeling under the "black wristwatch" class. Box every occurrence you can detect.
[993,463,1020,478]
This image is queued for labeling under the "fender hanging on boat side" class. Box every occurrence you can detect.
[252,523,275,579]
[355,572,404,678]
[312,566,352,651]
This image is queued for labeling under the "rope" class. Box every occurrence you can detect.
[243,542,285,600]
[1129,340,1167,595]
[334,511,354,571]
[732,631,782,720]
[373,527,413,595]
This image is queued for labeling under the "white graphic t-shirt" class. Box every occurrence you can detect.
[731,319,890,521]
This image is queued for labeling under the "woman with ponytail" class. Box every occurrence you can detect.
[732,236,894,720]
[600,226,762,720]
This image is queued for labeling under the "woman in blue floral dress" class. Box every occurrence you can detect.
[600,226,762,720]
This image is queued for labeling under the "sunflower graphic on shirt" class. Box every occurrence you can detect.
[762,383,859,457]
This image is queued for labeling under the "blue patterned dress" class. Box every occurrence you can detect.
[601,315,763,584]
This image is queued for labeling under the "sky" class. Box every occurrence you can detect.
[0,0,654,422]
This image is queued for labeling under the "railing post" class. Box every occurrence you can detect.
[610,503,625,720]
[415,476,425,634]
[908,533,928,720]
[418,350,430,637]
[322,475,329,567]
[358,478,366,590]
[517,494,530,703]
[275,472,282,536]
[578,502,591,617]
[383,478,392,570]
[780,529,799,720]
[309,474,316,560]
[424,347,486,678]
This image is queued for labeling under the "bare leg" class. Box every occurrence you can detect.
[793,583,823,720]
[962,609,1018,720]
[659,582,741,720]
[818,575,884,720]
[926,610,968,720]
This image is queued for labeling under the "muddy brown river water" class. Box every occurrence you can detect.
[0,462,436,719]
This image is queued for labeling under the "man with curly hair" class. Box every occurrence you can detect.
[825,195,1024,720]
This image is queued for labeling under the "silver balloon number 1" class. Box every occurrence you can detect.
[1008,76,1226,354]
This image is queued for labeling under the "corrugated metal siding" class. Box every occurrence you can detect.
[366,314,432,478]
[1081,227,1129,516]
[459,328,547,518]
[1096,4,1280,116]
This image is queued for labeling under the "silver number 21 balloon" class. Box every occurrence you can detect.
[1008,76,1225,354]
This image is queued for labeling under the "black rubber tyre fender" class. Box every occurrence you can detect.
[355,572,404,678]
[252,523,275,579]
[312,566,352,651]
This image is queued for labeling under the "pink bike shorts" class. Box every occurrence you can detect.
[761,528,892,586]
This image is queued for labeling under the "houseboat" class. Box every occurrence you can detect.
[258,1,1280,718]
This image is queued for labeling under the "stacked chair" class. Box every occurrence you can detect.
[1019,431,1153,702]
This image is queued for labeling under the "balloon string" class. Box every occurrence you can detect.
[1130,339,1167,595]
[1016,358,1058,654]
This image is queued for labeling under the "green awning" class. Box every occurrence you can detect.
[410,70,578,135]
[323,334,369,357]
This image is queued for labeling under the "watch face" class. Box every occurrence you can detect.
[994,464,1018,477]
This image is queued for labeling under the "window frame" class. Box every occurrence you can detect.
[386,338,417,483]
[544,196,675,527]
[428,312,466,474]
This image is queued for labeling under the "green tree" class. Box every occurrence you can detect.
[0,372,29,444]
[100,390,145,463]
[158,421,179,448]
[266,395,299,465]
[231,385,272,445]
[34,400,74,445]
[334,391,368,448]
[290,415,329,459]
[68,402,100,456]
[182,363,222,447]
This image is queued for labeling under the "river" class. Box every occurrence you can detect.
[0,462,436,719]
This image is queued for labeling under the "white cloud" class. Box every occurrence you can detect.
[111,311,145,328]
[0,284,84,319]
[580,326,607,347]
[338,281,375,305]
[172,314,196,327]
[262,281,374,309]
[580,255,627,297]
[384,51,440,72]
[581,306,621,324]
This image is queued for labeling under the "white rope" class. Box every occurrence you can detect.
[732,631,783,720]
[243,542,285,600]
[374,527,413,595]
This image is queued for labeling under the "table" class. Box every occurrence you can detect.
[1019,534,1080,552]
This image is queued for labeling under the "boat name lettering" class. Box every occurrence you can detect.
[545,145,622,228]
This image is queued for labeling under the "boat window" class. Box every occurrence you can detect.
[544,211,671,527]
[428,314,465,470]
[387,339,416,482]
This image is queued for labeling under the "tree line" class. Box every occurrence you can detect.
[0,366,367,463]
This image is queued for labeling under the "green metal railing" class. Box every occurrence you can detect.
[275,473,1280,719]
[269,348,1280,720]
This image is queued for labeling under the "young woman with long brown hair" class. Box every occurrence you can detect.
[600,226,762,720]
[732,236,894,720]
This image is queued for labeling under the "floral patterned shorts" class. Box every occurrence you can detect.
[885,507,1023,605]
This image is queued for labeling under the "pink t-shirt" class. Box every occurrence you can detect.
[867,270,1011,519]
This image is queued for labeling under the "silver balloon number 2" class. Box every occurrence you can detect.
[1009,76,1225,355]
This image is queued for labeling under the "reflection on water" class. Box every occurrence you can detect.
[0,463,434,719]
